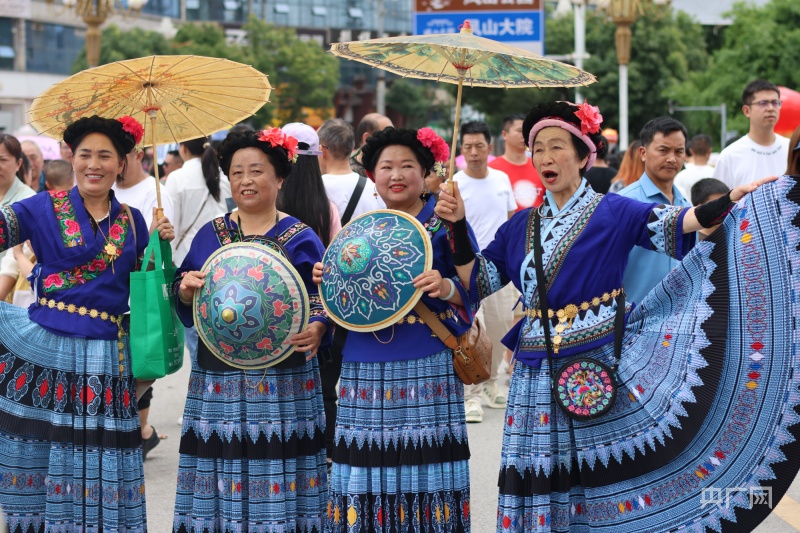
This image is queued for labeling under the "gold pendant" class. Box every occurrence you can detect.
[104,242,118,259]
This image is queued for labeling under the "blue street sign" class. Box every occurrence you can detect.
[413,10,544,45]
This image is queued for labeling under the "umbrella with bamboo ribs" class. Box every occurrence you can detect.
[330,21,596,179]
[28,55,272,216]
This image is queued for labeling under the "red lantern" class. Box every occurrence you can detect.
[775,86,800,137]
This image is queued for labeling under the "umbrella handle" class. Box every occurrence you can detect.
[148,112,164,218]
[447,76,464,184]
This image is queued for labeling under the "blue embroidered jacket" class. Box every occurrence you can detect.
[0,187,149,340]
[470,180,695,367]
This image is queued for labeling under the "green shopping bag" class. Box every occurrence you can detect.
[129,231,184,380]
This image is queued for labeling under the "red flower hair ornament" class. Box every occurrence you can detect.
[416,127,450,177]
[573,101,603,135]
[258,127,299,162]
[117,116,145,145]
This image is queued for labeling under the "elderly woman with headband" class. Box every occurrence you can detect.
[0,115,173,530]
[437,101,799,532]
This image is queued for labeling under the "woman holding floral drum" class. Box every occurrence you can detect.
[314,127,478,533]
[173,128,330,531]
[0,115,173,530]
[437,101,799,532]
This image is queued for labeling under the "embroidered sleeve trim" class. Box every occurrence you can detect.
[309,294,327,318]
[0,205,20,252]
[42,210,130,293]
[647,205,685,258]
[212,216,234,246]
[49,190,84,248]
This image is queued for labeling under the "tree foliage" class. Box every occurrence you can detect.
[71,18,340,128]
[668,0,800,142]
[386,79,433,129]
[459,7,709,139]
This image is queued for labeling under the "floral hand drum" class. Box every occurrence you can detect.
[320,210,433,332]
[194,242,309,369]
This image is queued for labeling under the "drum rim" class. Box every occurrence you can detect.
[320,208,434,333]
[193,241,310,369]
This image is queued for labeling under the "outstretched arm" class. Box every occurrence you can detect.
[682,176,777,234]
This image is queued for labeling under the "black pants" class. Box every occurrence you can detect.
[318,344,343,459]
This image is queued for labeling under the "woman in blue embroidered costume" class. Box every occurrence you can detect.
[313,127,477,533]
[173,128,331,532]
[0,115,174,531]
[436,101,800,532]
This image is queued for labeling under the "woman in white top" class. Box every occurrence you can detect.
[165,137,232,266]
[165,136,232,365]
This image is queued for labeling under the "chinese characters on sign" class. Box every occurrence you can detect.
[413,0,544,54]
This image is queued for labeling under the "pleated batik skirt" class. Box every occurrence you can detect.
[173,356,327,533]
[497,176,800,532]
[0,304,146,532]
[327,349,471,533]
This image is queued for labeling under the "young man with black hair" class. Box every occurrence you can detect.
[620,116,692,304]
[713,79,789,188]
[453,120,516,423]
[319,118,383,223]
[489,113,544,209]
[675,133,714,198]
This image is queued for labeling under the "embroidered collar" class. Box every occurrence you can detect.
[542,179,593,217]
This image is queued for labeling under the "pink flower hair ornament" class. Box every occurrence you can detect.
[117,116,145,145]
[526,101,603,171]
[416,127,450,177]
[258,127,299,162]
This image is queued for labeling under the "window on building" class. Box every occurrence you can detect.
[0,18,14,71]
[141,0,180,19]
[25,22,83,75]
[311,6,326,16]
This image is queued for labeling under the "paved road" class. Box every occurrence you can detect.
[144,359,800,532]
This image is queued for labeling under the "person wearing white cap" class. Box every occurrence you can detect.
[279,122,343,469]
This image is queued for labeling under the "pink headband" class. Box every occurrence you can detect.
[528,118,597,171]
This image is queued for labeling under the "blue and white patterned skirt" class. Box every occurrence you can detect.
[173,355,327,533]
[497,177,800,532]
[0,303,145,532]
[327,349,471,533]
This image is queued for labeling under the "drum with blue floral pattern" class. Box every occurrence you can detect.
[193,242,309,369]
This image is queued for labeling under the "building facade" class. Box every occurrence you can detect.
[0,0,413,133]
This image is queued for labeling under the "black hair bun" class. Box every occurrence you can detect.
[217,130,293,179]
[62,115,136,157]
[361,127,436,174]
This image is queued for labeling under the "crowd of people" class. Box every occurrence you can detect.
[0,75,797,532]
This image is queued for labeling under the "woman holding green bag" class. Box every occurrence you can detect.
[0,115,173,530]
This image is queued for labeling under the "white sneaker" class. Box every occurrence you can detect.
[480,382,507,409]
[464,398,484,423]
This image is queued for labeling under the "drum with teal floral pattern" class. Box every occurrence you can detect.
[193,242,309,369]
[321,209,433,332]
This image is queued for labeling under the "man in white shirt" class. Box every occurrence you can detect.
[713,79,790,188]
[318,118,383,224]
[114,148,175,228]
[675,133,715,199]
[453,121,516,423]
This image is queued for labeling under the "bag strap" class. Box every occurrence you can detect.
[340,175,367,226]
[173,193,210,252]
[533,210,625,378]
[122,204,140,269]
[413,301,459,350]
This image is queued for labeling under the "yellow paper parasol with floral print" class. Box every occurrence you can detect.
[330,21,596,179]
[29,55,272,214]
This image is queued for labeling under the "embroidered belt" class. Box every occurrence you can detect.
[37,297,127,373]
[395,309,455,325]
[524,288,624,354]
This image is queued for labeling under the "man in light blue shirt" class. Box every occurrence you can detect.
[620,117,692,304]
